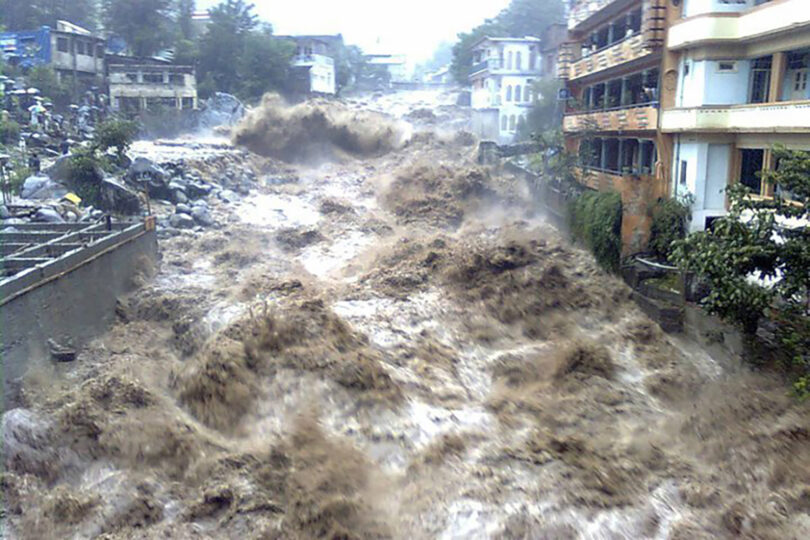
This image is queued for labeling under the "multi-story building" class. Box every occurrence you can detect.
[661,0,810,231]
[107,57,198,113]
[560,0,674,253]
[0,21,105,87]
[469,36,545,143]
[278,36,339,95]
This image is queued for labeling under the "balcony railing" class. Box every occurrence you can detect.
[668,0,810,50]
[564,102,659,132]
[661,100,810,133]
[568,0,619,30]
[568,33,649,80]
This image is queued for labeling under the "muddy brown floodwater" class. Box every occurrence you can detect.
[3,89,809,539]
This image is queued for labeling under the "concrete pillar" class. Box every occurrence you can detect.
[618,139,625,173]
[621,77,630,106]
[769,52,787,103]
[600,139,608,170]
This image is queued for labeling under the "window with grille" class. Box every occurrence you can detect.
[739,149,764,193]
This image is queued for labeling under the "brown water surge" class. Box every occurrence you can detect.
[4,90,810,539]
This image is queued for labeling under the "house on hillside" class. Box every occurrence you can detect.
[469,36,544,143]
[364,54,409,85]
[0,21,105,87]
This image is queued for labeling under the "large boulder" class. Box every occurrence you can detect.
[191,205,214,227]
[100,177,141,215]
[128,156,167,181]
[169,212,195,229]
[34,206,65,223]
[44,155,72,183]
[198,92,246,129]
[21,175,67,200]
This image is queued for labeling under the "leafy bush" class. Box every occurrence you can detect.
[6,167,31,195]
[0,119,20,144]
[93,119,139,160]
[569,190,623,272]
[648,196,692,261]
[67,150,104,206]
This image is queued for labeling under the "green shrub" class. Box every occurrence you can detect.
[0,119,20,145]
[67,150,104,206]
[569,190,623,272]
[93,119,139,160]
[648,196,692,261]
[6,166,30,195]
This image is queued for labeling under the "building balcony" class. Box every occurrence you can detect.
[292,54,334,67]
[660,100,810,133]
[568,0,633,31]
[668,0,810,50]
[568,34,650,80]
[564,103,659,133]
[470,57,542,79]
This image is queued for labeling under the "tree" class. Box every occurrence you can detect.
[237,30,294,101]
[176,0,196,41]
[520,78,564,138]
[102,0,173,57]
[673,146,809,382]
[26,65,71,108]
[333,43,366,93]
[94,118,138,161]
[197,0,258,96]
[0,0,97,30]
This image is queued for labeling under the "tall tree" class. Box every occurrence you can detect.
[0,0,97,30]
[176,0,196,41]
[238,28,294,101]
[102,0,173,57]
[197,0,258,95]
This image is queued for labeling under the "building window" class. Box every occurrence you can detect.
[57,37,68,53]
[143,72,164,84]
[182,97,194,110]
[515,85,522,103]
[749,56,772,104]
[509,115,516,131]
[516,52,522,71]
[501,115,508,130]
[717,61,737,73]
[525,85,532,102]
[679,160,688,186]
[125,73,138,83]
[97,44,104,57]
[169,73,185,85]
[739,149,764,193]
[507,51,513,70]
[506,85,512,102]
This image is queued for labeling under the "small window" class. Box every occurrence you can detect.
[506,85,512,102]
[739,149,765,193]
[143,72,164,84]
[717,61,737,73]
[679,160,688,186]
[501,115,508,130]
[57,37,68,53]
[509,115,516,131]
[515,85,522,103]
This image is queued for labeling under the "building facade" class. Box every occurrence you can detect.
[288,37,337,95]
[469,37,544,143]
[560,0,674,254]
[0,21,105,86]
[661,0,810,231]
[108,59,198,113]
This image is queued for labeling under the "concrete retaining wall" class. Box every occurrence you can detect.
[1,222,158,405]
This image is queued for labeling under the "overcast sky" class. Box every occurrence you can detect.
[196,0,510,62]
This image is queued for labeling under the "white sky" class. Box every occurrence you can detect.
[196,0,510,62]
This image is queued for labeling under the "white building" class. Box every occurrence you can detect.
[108,60,198,113]
[365,54,409,84]
[661,0,810,231]
[285,36,336,95]
[469,37,544,143]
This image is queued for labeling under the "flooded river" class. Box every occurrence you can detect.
[3,89,809,539]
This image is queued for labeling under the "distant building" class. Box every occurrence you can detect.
[468,36,544,143]
[107,56,198,113]
[277,35,340,95]
[425,65,452,85]
[0,21,105,86]
[364,54,409,84]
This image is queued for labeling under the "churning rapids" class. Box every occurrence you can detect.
[3,89,809,539]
